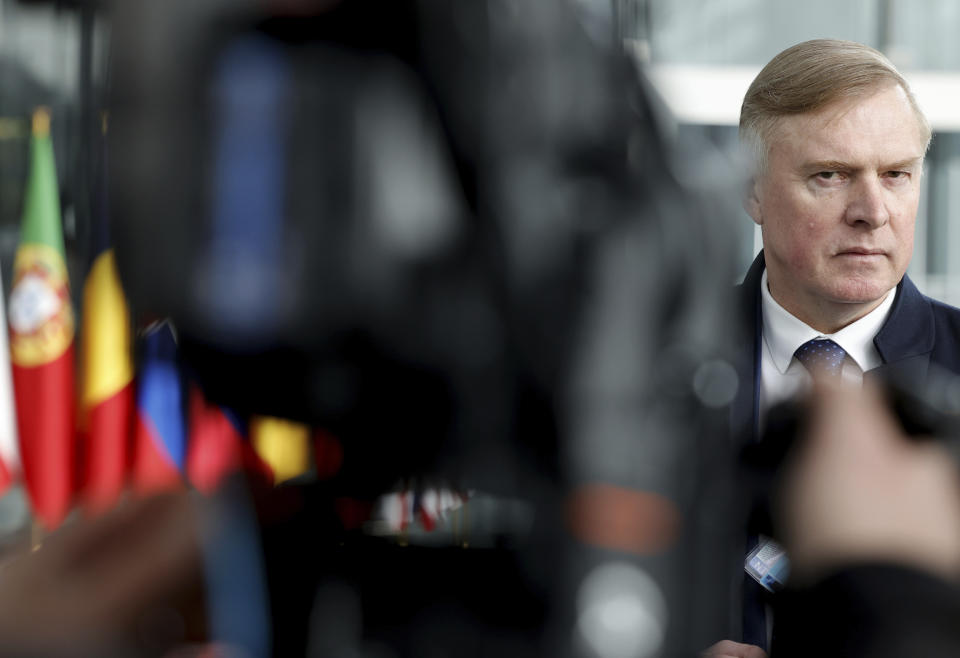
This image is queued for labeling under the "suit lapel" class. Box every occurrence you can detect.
[730,252,766,446]
[867,275,935,387]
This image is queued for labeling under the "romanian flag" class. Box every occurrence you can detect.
[79,117,134,512]
[8,108,75,529]
[131,322,186,494]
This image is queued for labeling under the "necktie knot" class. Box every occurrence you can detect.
[794,339,847,378]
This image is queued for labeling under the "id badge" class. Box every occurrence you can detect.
[744,536,790,592]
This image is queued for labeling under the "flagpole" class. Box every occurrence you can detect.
[30,520,45,551]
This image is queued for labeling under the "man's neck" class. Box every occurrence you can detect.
[765,287,888,335]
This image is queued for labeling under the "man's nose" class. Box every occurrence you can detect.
[844,177,890,227]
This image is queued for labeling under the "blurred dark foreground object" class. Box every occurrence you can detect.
[774,565,960,658]
[107,0,743,655]
[108,0,736,488]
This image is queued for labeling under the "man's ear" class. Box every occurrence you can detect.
[743,176,763,226]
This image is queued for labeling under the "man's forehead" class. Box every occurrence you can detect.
[769,85,926,164]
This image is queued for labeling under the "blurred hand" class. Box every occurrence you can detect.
[778,381,960,584]
[702,639,768,658]
[0,493,205,657]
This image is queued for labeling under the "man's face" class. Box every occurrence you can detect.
[747,84,926,331]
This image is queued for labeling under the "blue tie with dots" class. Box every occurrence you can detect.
[794,339,847,378]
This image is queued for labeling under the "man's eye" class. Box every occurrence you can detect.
[816,171,838,180]
[887,171,907,178]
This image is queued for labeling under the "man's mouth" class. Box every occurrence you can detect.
[837,248,885,256]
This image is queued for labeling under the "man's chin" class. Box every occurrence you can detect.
[827,283,895,307]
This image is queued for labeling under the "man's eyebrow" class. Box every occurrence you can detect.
[802,160,850,172]
[800,157,924,172]
[884,157,924,170]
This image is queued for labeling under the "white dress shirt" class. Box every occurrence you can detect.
[758,269,897,430]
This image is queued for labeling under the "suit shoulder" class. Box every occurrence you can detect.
[926,296,960,367]
[927,295,960,325]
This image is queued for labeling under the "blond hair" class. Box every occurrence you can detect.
[740,39,931,173]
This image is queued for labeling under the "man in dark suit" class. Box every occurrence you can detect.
[705,38,960,658]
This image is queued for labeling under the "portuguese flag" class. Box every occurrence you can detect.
[8,108,75,529]
[80,116,133,513]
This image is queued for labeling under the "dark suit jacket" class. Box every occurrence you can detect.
[731,250,960,650]
[732,250,960,448]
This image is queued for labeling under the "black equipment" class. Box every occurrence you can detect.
[102,1,745,655]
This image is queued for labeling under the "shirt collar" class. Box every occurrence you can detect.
[760,269,897,374]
